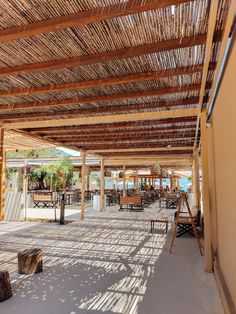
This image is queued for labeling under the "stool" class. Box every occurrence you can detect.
[18,248,43,275]
[151,217,169,234]
[0,270,12,302]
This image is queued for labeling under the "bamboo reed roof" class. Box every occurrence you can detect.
[4,130,55,151]
[0,0,233,165]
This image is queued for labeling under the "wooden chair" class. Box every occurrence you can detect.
[175,206,201,237]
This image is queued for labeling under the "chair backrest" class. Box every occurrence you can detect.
[120,196,141,205]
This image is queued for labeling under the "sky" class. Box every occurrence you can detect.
[56,147,81,156]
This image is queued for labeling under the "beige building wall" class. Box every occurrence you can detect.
[206,34,236,311]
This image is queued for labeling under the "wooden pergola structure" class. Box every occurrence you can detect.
[0,0,235,271]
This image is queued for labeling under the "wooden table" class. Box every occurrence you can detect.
[150,217,169,234]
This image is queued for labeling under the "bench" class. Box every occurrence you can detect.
[119,196,144,211]
[33,194,58,209]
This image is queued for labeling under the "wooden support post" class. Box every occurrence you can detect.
[123,165,126,196]
[148,178,151,187]
[0,129,5,221]
[86,167,90,191]
[160,176,163,188]
[170,172,173,190]
[23,160,28,220]
[201,109,213,272]
[135,170,138,190]
[80,151,86,220]
[193,149,200,208]
[100,158,105,211]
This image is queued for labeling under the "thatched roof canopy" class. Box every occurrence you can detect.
[0,0,233,165]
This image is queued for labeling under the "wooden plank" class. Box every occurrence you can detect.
[0,129,5,221]
[0,84,209,111]
[201,109,213,272]
[0,97,201,119]
[74,140,194,150]
[123,165,126,197]
[0,0,191,42]
[194,0,219,148]
[88,146,193,153]
[29,117,197,133]
[0,64,215,97]
[0,33,217,77]
[46,129,196,140]
[45,125,196,138]
[58,133,196,143]
[3,108,198,129]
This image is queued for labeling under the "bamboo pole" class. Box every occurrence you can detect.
[80,151,86,220]
[0,128,5,221]
[201,109,213,272]
[123,165,126,196]
[100,158,105,211]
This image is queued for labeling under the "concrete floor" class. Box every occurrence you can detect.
[0,203,223,314]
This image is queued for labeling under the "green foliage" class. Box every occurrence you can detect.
[141,182,148,190]
[7,148,70,159]
[6,167,18,180]
[28,157,74,191]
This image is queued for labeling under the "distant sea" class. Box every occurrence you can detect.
[105,177,190,191]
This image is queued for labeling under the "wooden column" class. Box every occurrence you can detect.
[100,158,105,211]
[123,165,126,196]
[135,170,138,190]
[193,149,200,208]
[170,176,173,190]
[160,176,163,188]
[23,160,28,220]
[86,167,90,191]
[201,109,213,272]
[0,129,5,221]
[80,151,86,220]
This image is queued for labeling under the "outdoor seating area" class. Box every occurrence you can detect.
[0,0,235,313]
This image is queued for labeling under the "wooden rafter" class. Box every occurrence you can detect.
[193,0,219,148]
[0,64,216,98]
[87,146,193,153]
[45,127,196,139]
[0,0,191,43]
[3,108,198,129]
[0,84,210,112]
[0,33,222,77]
[46,131,196,142]
[0,97,202,120]
[29,117,197,133]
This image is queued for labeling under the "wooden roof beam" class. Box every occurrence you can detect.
[0,84,210,111]
[28,117,197,133]
[0,63,216,97]
[0,32,222,77]
[0,0,191,43]
[88,146,193,153]
[0,97,202,120]
[48,132,196,142]
[2,108,198,129]
[45,128,197,139]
